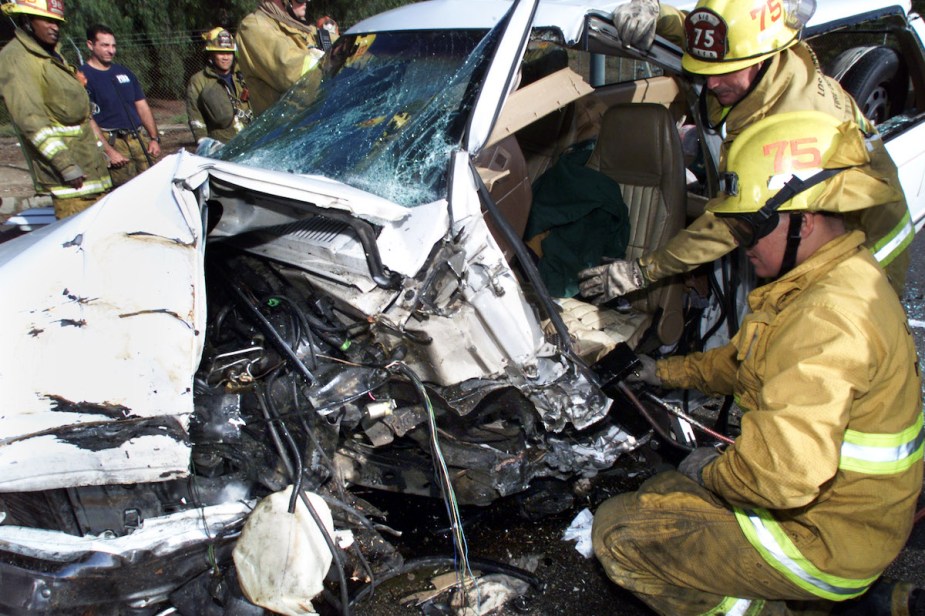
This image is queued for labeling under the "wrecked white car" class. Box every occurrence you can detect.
[2,0,925,613]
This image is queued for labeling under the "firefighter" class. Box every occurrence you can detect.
[0,0,112,218]
[186,27,253,146]
[578,0,913,300]
[235,0,328,115]
[592,111,924,615]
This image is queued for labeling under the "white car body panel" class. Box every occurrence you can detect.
[0,155,205,491]
[0,501,251,561]
[201,161,452,279]
[205,161,411,227]
[887,130,925,232]
[465,0,539,153]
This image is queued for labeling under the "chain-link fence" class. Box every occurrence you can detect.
[0,29,218,129]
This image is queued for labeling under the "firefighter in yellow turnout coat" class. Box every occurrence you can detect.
[592,112,924,615]
[0,0,111,218]
[235,0,327,116]
[186,28,253,145]
[578,0,913,300]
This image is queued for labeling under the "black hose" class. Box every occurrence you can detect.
[700,267,727,345]
[268,373,305,515]
[349,555,545,607]
[297,488,351,616]
[713,394,734,433]
[259,378,351,616]
[216,266,316,385]
[277,293,350,334]
[255,387,294,478]
[617,382,694,452]
[265,294,320,369]
[725,254,740,336]
[291,382,377,590]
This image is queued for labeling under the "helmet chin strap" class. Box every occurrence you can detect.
[777,213,804,278]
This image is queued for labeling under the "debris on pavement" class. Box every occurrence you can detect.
[562,507,595,558]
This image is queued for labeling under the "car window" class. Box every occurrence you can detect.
[569,54,665,86]
[217,29,493,208]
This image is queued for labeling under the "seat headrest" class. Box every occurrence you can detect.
[587,103,681,187]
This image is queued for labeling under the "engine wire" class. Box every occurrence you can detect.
[259,378,351,616]
[386,361,481,612]
[291,381,378,589]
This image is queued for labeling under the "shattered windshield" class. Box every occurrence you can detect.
[218,29,493,207]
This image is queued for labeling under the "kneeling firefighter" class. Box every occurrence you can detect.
[592,111,924,616]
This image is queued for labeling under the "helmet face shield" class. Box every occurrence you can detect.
[783,0,816,30]
[719,211,780,248]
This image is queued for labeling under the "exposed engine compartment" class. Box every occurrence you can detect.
[0,241,646,614]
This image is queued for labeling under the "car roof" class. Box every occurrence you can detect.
[350,0,913,44]
[349,0,624,44]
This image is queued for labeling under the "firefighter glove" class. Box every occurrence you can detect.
[678,447,720,486]
[578,258,648,304]
[626,354,660,386]
[612,0,660,50]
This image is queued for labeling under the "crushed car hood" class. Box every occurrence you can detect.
[0,155,206,491]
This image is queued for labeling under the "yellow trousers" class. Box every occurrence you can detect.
[592,471,832,616]
[108,133,152,187]
[53,194,104,219]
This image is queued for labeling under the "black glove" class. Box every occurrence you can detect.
[678,447,720,486]
[625,354,660,386]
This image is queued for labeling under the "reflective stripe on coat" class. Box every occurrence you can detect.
[0,30,111,199]
[657,231,923,599]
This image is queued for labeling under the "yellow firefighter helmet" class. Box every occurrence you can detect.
[1,0,65,22]
[708,110,872,217]
[203,27,236,53]
[682,0,816,75]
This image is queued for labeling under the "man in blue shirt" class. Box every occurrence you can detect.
[80,24,161,187]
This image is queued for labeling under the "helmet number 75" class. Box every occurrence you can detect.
[691,27,715,49]
[750,0,783,31]
[763,138,822,172]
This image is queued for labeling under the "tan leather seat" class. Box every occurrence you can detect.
[560,102,687,358]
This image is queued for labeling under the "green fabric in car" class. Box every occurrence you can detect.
[525,141,629,297]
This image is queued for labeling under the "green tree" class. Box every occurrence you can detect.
[0,0,414,121]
